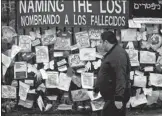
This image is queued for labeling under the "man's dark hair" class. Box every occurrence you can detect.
[101,31,118,44]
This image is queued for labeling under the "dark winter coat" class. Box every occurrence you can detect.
[95,44,131,102]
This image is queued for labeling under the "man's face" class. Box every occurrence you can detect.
[97,39,107,52]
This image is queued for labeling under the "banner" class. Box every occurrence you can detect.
[17,0,129,28]
[132,0,162,18]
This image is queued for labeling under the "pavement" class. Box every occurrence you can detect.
[3,109,162,116]
[126,109,162,116]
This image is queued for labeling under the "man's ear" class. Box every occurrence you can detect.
[104,40,108,44]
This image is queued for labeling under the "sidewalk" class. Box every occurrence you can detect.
[3,109,162,116]
[127,109,162,116]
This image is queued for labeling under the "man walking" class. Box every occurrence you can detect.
[94,31,131,116]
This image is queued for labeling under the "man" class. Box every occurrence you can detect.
[94,31,131,116]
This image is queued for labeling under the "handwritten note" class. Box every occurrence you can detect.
[2,85,16,99]
[80,48,96,61]
[35,46,49,63]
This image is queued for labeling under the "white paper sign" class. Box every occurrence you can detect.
[126,49,139,66]
[140,51,156,64]
[143,88,153,96]
[81,73,94,89]
[88,29,103,40]
[37,83,46,93]
[144,66,154,72]
[147,91,160,105]
[91,99,105,111]
[71,89,89,101]
[46,71,59,88]
[80,48,96,61]
[57,104,72,110]
[71,75,82,87]
[58,73,71,91]
[68,54,85,67]
[37,96,45,111]
[40,69,48,79]
[149,73,162,87]
[19,81,30,101]
[75,31,90,48]
[18,99,34,108]
[135,70,144,76]
[130,94,147,107]
[53,52,64,57]
[2,85,16,99]
[45,104,53,111]
[58,65,68,72]
[2,53,12,68]
[57,59,67,67]
[2,65,8,77]
[87,91,102,101]
[35,46,49,63]
[32,39,41,46]
[11,45,21,59]
[24,80,34,86]
[133,76,147,88]
[128,19,141,28]
[19,35,32,52]
[70,44,79,51]
[42,34,56,46]
[133,18,162,24]
[121,29,137,41]
[47,96,58,101]
[130,71,134,80]
[54,37,71,50]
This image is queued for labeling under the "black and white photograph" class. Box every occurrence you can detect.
[1,0,162,116]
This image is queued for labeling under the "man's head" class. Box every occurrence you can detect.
[99,31,118,52]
